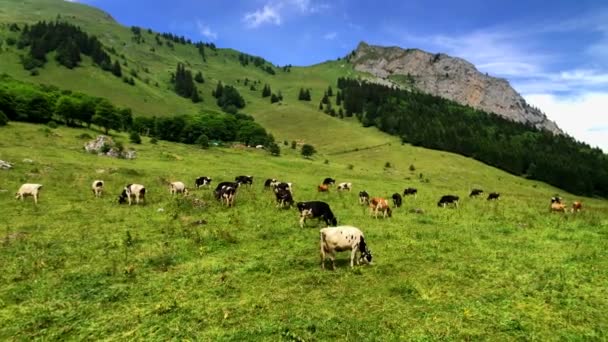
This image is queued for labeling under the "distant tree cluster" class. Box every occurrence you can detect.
[16,21,115,74]
[337,77,608,197]
[238,53,276,75]
[298,88,311,101]
[212,82,245,113]
[172,63,201,103]
[262,84,272,98]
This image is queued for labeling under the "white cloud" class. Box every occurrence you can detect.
[323,32,337,40]
[526,93,608,152]
[196,21,217,40]
[243,0,329,28]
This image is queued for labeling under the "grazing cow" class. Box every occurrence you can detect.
[91,180,104,198]
[469,189,484,197]
[403,187,418,197]
[235,175,254,186]
[337,182,352,191]
[369,197,392,218]
[273,182,293,193]
[323,178,336,186]
[392,193,402,208]
[264,178,277,189]
[487,192,500,200]
[275,188,294,208]
[15,183,43,204]
[437,195,459,208]
[551,201,567,213]
[359,191,370,205]
[214,182,239,199]
[320,226,373,270]
[572,201,582,213]
[215,186,236,207]
[118,184,146,205]
[169,181,188,195]
[195,176,212,188]
[297,201,338,228]
[551,196,562,204]
[317,184,330,192]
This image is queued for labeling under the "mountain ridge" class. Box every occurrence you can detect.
[350,41,562,134]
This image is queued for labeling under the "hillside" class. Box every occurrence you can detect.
[1,122,607,340]
[350,42,562,134]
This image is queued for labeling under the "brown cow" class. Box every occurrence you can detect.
[572,201,582,213]
[317,184,329,192]
[369,197,392,218]
[551,201,567,213]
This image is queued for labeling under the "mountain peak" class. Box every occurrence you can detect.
[350,43,562,134]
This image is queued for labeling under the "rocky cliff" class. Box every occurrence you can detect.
[350,42,562,134]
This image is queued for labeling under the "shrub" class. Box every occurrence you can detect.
[100,143,111,153]
[129,131,142,144]
[269,143,280,156]
[283,140,288,146]
[347,164,354,170]
[291,140,297,149]
[0,110,8,126]
[77,133,92,139]
[196,134,209,149]
[384,162,392,168]
[301,144,316,158]
[409,164,416,171]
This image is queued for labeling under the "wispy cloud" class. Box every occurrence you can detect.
[323,32,337,40]
[243,0,329,28]
[196,21,218,40]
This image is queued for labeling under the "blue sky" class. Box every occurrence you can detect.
[75,0,608,151]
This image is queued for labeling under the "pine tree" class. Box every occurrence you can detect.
[262,84,271,97]
[327,86,333,96]
[112,60,122,77]
[194,71,204,83]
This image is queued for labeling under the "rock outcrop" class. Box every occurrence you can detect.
[84,135,137,159]
[350,42,562,134]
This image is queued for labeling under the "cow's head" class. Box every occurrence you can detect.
[118,189,128,204]
[360,249,373,264]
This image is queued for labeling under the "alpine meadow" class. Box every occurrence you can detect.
[0,0,607,340]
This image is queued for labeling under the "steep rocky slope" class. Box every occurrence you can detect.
[350,42,562,134]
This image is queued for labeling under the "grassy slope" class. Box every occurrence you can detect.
[0,123,607,340]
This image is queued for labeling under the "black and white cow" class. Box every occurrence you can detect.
[214,181,239,199]
[323,178,336,186]
[337,182,352,191]
[392,193,402,208]
[403,187,418,197]
[195,176,212,188]
[551,196,562,204]
[235,175,253,186]
[91,180,104,198]
[487,192,500,200]
[359,191,370,205]
[437,195,459,208]
[275,188,294,208]
[264,178,278,189]
[218,186,236,207]
[118,184,146,205]
[273,182,292,194]
[296,201,338,228]
[320,226,373,270]
[469,189,484,197]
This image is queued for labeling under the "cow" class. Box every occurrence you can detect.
[235,175,253,186]
[320,226,373,270]
[297,201,338,228]
[551,196,562,204]
[487,192,500,200]
[391,193,402,208]
[264,178,278,189]
[195,176,212,188]
[551,201,567,213]
[91,180,104,198]
[169,181,188,195]
[15,183,43,204]
[359,191,370,205]
[275,188,294,208]
[273,182,292,193]
[118,184,146,205]
[317,184,330,192]
[337,182,352,191]
[323,178,336,186]
[369,197,392,218]
[403,187,418,197]
[219,186,236,207]
[214,182,239,199]
[469,189,484,197]
[438,195,459,208]
[572,201,582,213]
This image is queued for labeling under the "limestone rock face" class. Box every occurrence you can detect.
[350,42,562,134]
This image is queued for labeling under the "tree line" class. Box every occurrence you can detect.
[337,77,608,197]
[0,75,277,152]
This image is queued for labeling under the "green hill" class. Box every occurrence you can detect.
[1,122,607,340]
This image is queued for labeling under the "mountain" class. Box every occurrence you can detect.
[350,42,562,134]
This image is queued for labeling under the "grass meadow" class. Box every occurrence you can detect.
[1,122,607,340]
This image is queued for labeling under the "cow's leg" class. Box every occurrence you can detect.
[330,252,336,270]
[299,214,306,228]
[350,248,357,268]
[34,194,38,204]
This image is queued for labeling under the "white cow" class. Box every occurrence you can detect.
[320,226,373,270]
[92,180,104,198]
[337,182,352,191]
[15,183,43,204]
[118,184,146,205]
[169,181,188,195]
